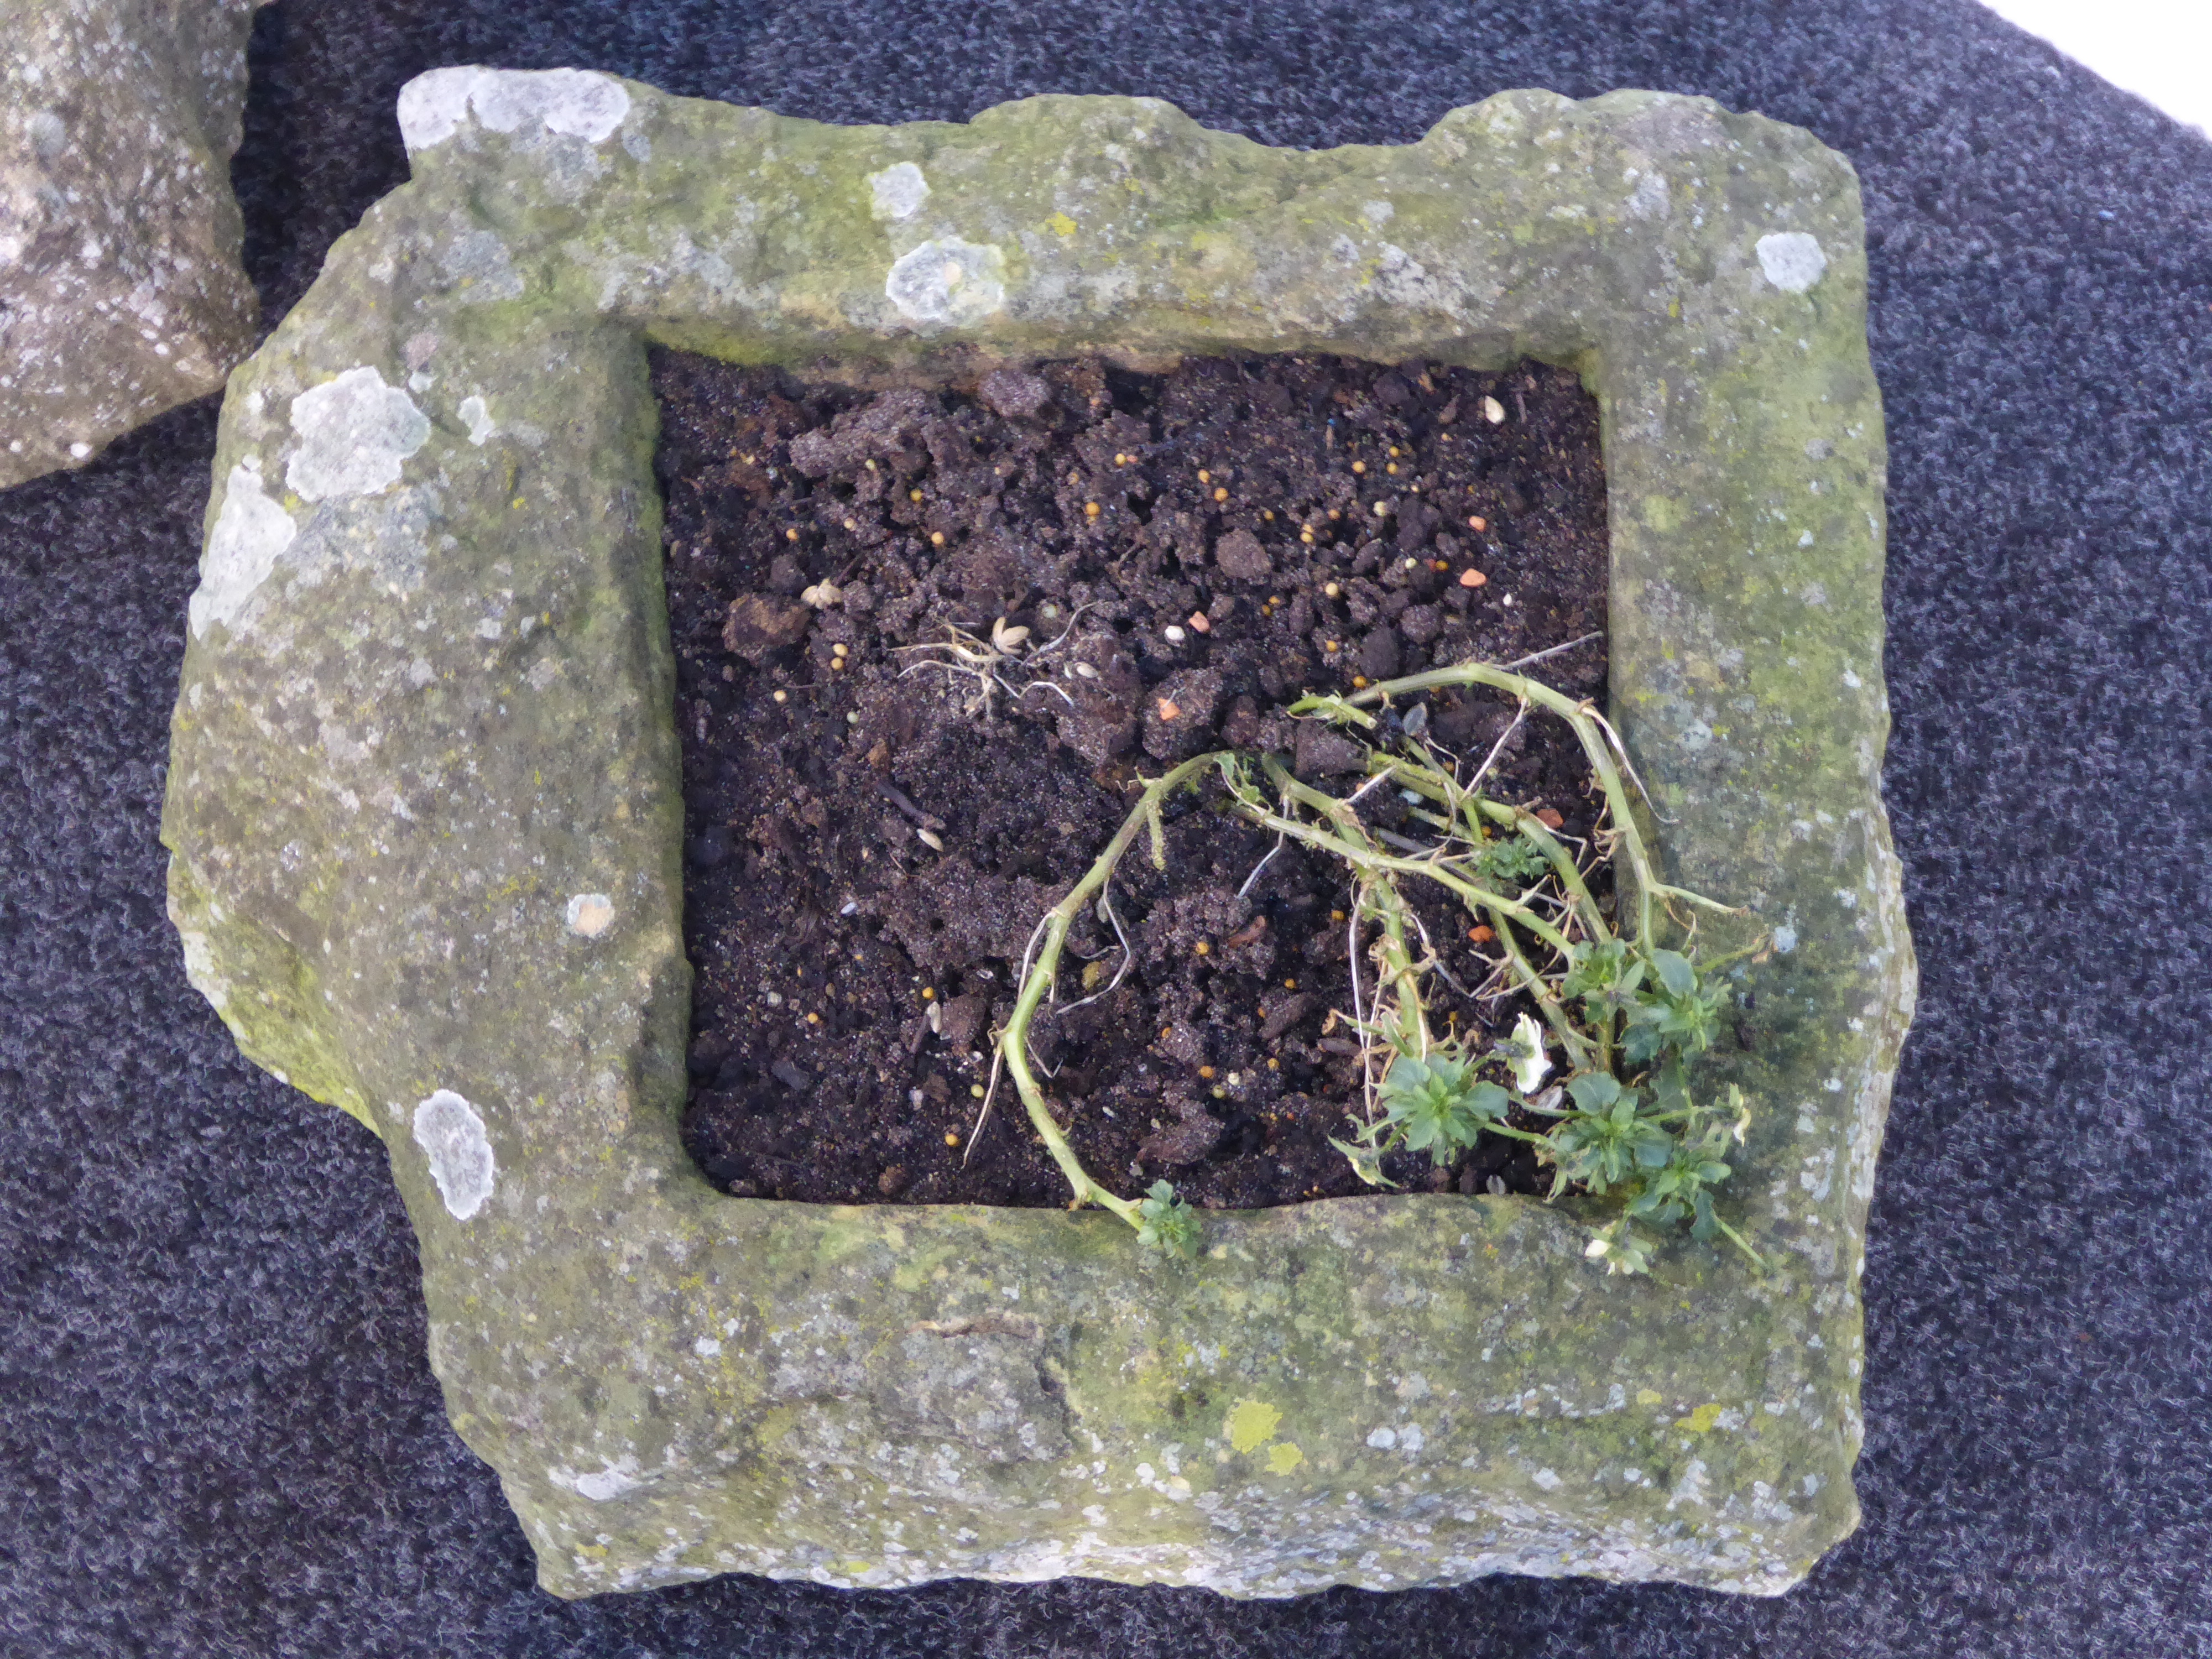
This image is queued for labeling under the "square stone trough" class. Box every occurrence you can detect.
[160,71,1915,1599]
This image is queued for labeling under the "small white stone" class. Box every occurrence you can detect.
[1756,231,1828,294]
[1163,625,1186,643]
[1481,396,1506,424]
[67,441,92,460]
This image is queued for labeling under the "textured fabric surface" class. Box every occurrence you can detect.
[2,2,2206,1653]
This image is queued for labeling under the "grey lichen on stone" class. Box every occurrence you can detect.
[160,71,1914,1600]
[0,0,274,488]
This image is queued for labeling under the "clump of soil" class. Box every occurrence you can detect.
[655,349,1608,1212]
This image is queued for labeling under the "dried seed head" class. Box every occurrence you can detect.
[1072,661,1100,680]
[916,827,945,852]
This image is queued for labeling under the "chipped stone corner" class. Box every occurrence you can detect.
[0,0,272,488]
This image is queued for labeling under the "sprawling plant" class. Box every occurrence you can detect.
[984,653,1767,1275]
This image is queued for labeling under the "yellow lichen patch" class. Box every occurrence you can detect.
[1266,1442,1305,1475]
[1225,1397,1282,1453]
[1636,1387,1665,1407]
[1044,211,1077,239]
[1674,1401,1725,1433]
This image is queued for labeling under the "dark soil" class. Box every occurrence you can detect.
[654,349,1609,1212]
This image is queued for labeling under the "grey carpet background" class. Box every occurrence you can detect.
[4,1,2208,1653]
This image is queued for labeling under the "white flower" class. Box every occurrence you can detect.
[1584,1235,1611,1260]
[1507,1013,1550,1095]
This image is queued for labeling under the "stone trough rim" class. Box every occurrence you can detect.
[161,71,1915,1601]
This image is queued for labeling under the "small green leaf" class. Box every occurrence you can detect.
[1566,1072,1621,1113]
[1651,949,1697,997]
[1328,1134,1398,1189]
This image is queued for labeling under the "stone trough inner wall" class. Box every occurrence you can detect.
[159,73,1913,1599]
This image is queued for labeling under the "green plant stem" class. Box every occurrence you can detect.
[1245,760,1593,1067]
[1373,754,1609,945]
[1707,1214,1770,1271]
[997,753,1219,1228]
[1296,664,1743,944]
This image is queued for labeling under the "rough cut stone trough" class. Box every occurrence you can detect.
[161,70,1915,1599]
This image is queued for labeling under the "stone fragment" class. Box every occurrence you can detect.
[1214,527,1271,580]
[1294,722,1366,779]
[1,1,272,488]
[977,367,1054,420]
[1139,1113,1223,1168]
[722,592,811,661]
[1141,666,1224,760]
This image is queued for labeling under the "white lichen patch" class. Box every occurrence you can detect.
[287,367,430,501]
[885,239,1006,326]
[460,395,496,446]
[398,66,632,153]
[440,229,524,302]
[1755,231,1828,293]
[187,458,296,640]
[552,1455,645,1502]
[1625,169,1671,221]
[867,161,930,221]
[412,1089,495,1220]
[566,893,615,937]
[176,925,228,1012]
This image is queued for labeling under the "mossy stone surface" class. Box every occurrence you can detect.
[160,71,1913,1598]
